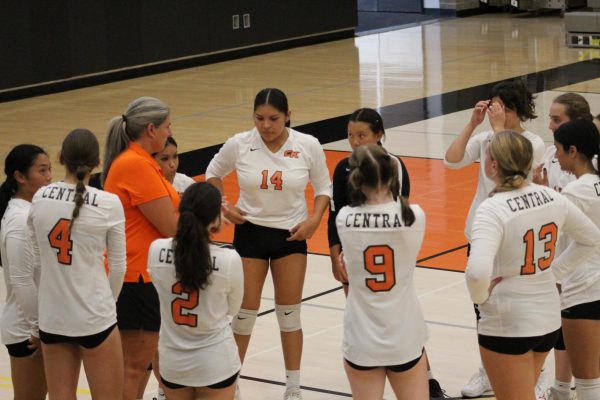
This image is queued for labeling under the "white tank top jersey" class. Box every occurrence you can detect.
[540,145,575,192]
[558,173,600,310]
[336,202,428,366]
[0,199,40,344]
[444,130,545,240]
[172,172,195,194]
[205,128,331,230]
[28,182,126,336]
[466,183,600,338]
[148,239,243,387]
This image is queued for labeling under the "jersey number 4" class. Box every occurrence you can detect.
[48,218,73,265]
[363,245,396,292]
[520,222,558,275]
[171,282,199,327]
[260,170,283,190]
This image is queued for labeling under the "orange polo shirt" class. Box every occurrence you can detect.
[104,142,179,283]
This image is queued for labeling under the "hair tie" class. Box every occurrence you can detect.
[508,171,527,178]
[122,114,128,123]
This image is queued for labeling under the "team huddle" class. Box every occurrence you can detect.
[0,82,599,400]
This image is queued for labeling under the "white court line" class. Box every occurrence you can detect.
[246,278,466,360]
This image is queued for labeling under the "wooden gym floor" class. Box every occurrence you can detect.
[0,12,599,399]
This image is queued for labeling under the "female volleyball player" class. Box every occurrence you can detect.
[445,80,546,398]
[336,143,428,400]
[550,119,600,400]
[149,182,243,400]
[532,93,592,400]
[29,129,126,399]
[466,130,600,400]
[103,96,180,400]
[0,144,51,400]
[328,107,410,287]
[153,136,195,195]
[327,108,448,398]
[206,88,331,400]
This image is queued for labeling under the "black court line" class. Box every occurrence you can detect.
[240,375,352,397]
[418,244,469,263]
[257,287,343,317]
[179,59,600,177]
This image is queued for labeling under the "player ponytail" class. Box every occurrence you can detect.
[554,119,600,178]
[254,88,290,127]
[103,96,170,184]
[488,130,533,195]
[0,145,47,221]
[348,143,415,226]
[59,129,100,230]
[173,182,222,291]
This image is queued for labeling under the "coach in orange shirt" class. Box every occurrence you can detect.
[103,96,179,400]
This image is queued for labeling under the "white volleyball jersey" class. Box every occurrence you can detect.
[173,173,195,195]
[540,146,575,192]
[467,184,600,338]
[444,130,545,240]
[28,182,126,336]
[337,202,427,366]
[558,173,600,310]
[206,128,331,230]
[0,199,40,344]
[148,239,243,387]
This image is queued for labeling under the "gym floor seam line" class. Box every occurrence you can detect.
[239,374,496,399]
[239,374,352,397]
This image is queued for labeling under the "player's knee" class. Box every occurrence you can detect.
[231,309,258,335]
[275,303,302,332]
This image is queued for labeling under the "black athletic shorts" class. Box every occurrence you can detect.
[561,299,600,320]
[554,328,566,351]
[345,349,424,373]
[161,371,239,390]
[40,323,117,349]
[479,329,560,355]
[116,278,161,332]
[233,221,307,260]
[5,339,36,357]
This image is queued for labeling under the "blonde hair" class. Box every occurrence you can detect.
[102,97,170,184]
[488,130,532,195]
[348,143,414,226]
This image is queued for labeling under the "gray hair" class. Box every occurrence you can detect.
[102,96,170,184]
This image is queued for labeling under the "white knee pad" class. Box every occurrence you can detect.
[231,309,258,335]
[275,303,302,332]
[575,377,600,400]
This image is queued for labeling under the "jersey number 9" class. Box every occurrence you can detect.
[171,282,199,327]
[363,245,396,292]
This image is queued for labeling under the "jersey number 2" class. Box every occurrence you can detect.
[48,218,73,265]
[520,222,558,275]
[260,170,283,190]
[363,245,395,292]
[171,282,199,327]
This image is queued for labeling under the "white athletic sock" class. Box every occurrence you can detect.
[575,377,600,400]
[427,370,434,380]
[554,379,571,395]
[286,370,301,390]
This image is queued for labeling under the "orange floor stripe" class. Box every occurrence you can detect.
[196,150,479,273]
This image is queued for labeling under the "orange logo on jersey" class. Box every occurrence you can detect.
[283,150,300,158]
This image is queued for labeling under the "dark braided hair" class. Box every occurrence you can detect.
[59,129,100,230]
[0,145,47,220]
[173,182,222,291]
